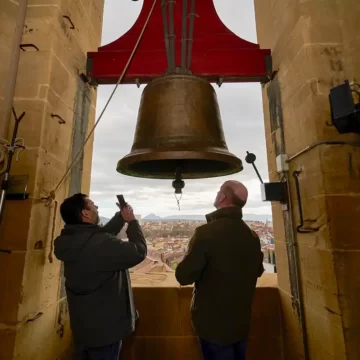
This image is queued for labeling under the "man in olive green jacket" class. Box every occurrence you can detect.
[175,180,264,360]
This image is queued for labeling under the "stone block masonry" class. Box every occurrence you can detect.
[0,0,104,359]
[254,0,360,359]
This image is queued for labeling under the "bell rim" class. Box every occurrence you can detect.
[116,149,243,179]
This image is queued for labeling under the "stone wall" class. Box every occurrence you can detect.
[124,273,283,360]
[254,0,360,359]
[0,0,104,359]
[0,0,19,139]
[57,274,283,360]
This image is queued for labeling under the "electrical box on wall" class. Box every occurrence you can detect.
[260,182,287,203]
[245,151,287,204]
[329,80,360,134]
[276,154,289,173]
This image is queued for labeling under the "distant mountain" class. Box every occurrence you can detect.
[101,213,272,224]
[143,213,272,222]
[143,213,162,221]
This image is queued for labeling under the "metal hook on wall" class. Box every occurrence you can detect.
[293,170,319,234]
[0,108,26,227]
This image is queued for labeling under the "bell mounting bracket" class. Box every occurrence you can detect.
[87,0,272,85]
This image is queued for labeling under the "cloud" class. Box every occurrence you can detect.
[90,0,272,219]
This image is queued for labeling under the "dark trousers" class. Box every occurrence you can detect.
[199,338,246,360]
[76,341,122,360]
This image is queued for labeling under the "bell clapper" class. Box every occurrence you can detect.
[172,167,185,211]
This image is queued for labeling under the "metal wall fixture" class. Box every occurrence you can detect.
[20,44,39,51]
[0,108,27,245]
[51,113,66,124]
[62,15,75,30]
[329,80,360,134]
[245,151,288,204]
[292,170,319,234]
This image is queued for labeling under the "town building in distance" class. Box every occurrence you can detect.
[111,214,276,274]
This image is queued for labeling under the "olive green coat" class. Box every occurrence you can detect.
[175,207,264,345]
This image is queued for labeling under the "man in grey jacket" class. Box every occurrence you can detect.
[54,193,147,360]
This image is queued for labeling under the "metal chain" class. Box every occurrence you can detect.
[175,193,182,211]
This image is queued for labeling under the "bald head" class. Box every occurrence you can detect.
[213,180,248,209]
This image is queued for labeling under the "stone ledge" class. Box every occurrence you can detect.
[130,272,277,288]
[122,272,282,360]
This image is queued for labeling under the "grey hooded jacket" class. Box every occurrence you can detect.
[54,213,147,347]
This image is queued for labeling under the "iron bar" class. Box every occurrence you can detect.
[181,0,188,69]
[245,151,264,184]
[0,109,25,226]
[187,0,196,69]
[287,140,360,163]
[62,15,75,29]
[161,0,171,70]
[168,0,176,71]
[293,171,319,233]
[51,113,66,124]
[19,44,39,52]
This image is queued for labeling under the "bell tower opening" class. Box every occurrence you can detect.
[90,0,272,267]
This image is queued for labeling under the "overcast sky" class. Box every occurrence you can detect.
[89,0,271,219]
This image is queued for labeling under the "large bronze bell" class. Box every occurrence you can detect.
[117,74,243,179]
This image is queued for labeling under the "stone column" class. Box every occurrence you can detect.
[0,1,104,359]
[254,0,360,359]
